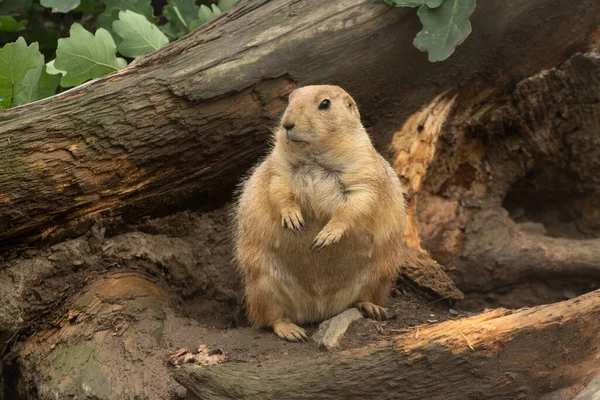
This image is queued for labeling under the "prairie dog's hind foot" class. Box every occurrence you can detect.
[356,302,387,321]
[272,320,308,342]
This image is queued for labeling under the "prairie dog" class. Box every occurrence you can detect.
[233,85,406,341]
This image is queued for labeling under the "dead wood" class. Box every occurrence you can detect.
[1,1,600,398]
[456,207,600,291]
[175,289,600,400]
[1,237,457,400]
[387,50,600,302]
[6,272,185,399]
[0,0,597,248]
[400,247,462,301]
[0,209,239,348]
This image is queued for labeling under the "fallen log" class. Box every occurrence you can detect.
[2,1,600,397]
[175,289,600,400]
[0,0,598,247]
[0,206,461,363]
[456,207,600,291]
[394,50,600,302]
[1,237,458,399]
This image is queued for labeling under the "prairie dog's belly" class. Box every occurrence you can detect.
[272,216,374,323]
[272,163,375,322]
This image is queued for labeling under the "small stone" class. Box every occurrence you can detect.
[460,195,482,209]
[518,221,547,236]
[449,309,459,315]
[312,308,363,350]
[573,371,600,399]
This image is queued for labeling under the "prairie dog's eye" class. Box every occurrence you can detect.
[318,99,331,110]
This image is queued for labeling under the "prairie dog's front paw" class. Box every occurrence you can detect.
[311,222,345,251]
[281,205,304,232]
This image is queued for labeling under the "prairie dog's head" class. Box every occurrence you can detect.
[280,85,361,145]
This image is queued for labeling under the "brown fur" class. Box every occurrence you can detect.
[233,85,407,341]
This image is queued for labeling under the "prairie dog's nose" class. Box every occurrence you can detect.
[282,113,295,130]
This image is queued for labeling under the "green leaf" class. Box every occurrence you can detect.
[13,63,60,106]
[39,65,60,99]
[46,59,67,76]
[98,0,154,43]
[55,23,127,87]
[189,4,221,32]
[413,0,475,62]
[0,37,43,108]
[217,0,237,12]
[105,0,153,19]
[13,63,42,106]
[158,23,178,40]
[385,0,443,7]
[0,16,27,32]
[40,0,81,13]
[98,8,122,45]
[163,0,199,38]
[113,10,168,57]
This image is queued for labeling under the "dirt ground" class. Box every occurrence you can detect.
[1,198,597,399]
[167,286,455,365]
[0,207,460,399]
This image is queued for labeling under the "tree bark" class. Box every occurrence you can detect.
[175,289,600,400]
[1,208,459,399]
[394,50,600,307]
[2,1,600,398]
[0,0,598,248]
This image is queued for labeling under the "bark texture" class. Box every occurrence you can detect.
[0,0,597,248]
[392,50,600,308]
[175,289,600,400]
[1,0,600,398]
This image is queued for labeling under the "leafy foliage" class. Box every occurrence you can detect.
[0,16,27,32]
[13,63,43,106]
[55,23,126,87]
[217,0,237,12]
[46,59,66,76]
[113,10,168,57]
[0,37,43,108]
[38,65,60,98]
[98,0,154,44]
[0,0,239,109]
[0,0,474,109]
[162,0,199,39]
[189,4,221,32]
[385,0,476,62]
[40,0,81,13]
[103,0,154,19]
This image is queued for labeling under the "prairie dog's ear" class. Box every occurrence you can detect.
[345,94,360,120]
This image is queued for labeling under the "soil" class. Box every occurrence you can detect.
[1,207,457,400]
[0,198,595,399]
[166,287,455,366]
